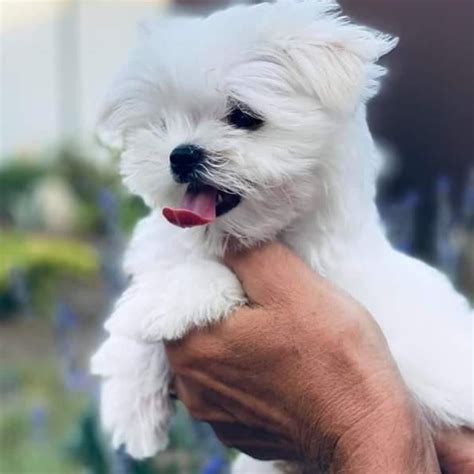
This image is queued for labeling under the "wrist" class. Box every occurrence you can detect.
[330,394,439,473]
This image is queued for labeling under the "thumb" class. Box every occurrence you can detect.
[224,242,311,305]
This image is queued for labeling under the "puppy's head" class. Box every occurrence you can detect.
[99,0,396,248]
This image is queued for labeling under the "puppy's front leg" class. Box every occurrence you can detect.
[91,333,172,459]
[92,257,245,459]
[106,258,246,343]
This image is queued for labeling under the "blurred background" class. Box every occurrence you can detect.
[0,1,472,473]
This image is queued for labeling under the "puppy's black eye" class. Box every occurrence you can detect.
[226,104,264,131]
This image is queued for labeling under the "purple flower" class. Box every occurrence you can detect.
[201,455,228,474]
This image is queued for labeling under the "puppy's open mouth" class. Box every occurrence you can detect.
[163,183,241,228]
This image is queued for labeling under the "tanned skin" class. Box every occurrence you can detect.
[165,243,473,473]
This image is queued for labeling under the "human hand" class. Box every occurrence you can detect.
[435,428,474,474]
[165,243,439,472]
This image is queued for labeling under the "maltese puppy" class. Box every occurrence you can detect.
[91,1,473,472]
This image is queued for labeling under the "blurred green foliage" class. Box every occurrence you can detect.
[0,362,88,474]
[0,144,147,318]
[0,233,98,291]
[0,161,45,221]
[0,146,147,236]
[0,232,99,318]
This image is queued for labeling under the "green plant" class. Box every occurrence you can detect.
[0,161,46,221]
[0,232,99,318]
[0,233,98,291]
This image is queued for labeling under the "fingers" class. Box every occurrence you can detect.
[211,422,300,461]
[224,242,315,305]
[434,428,474,473]
[172,375,235,423]
[165,305,266,362]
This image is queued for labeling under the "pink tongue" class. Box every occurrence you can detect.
[163,186,217,228]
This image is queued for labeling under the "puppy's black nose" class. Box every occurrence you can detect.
[170,144,204,182]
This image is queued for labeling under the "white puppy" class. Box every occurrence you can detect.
[91,1,473,472]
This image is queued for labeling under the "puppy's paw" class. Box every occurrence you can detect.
[100,376,171,458]
[138,260,246,341]
[91,336,172,459]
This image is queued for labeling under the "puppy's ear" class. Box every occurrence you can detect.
[96,87,126,150]
[96,64,158,150]
[271,20,398,113]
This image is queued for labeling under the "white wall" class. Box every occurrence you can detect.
[0,1,168,158]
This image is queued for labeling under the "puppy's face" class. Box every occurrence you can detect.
[100,0,395,248]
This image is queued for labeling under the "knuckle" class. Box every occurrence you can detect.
[177,387,216,422]
[172,334,225,372]
[167,343,202,375]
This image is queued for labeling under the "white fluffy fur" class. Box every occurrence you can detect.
[91,1,474,472]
